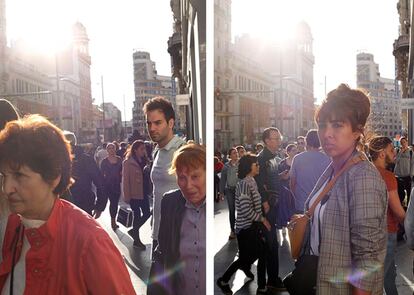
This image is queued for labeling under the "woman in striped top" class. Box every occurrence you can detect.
[217,154,271,295]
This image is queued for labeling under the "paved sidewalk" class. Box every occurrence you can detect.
[96,205,153,295]
[214,200,414,295]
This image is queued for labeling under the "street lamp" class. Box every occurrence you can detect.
[100,75,106,142]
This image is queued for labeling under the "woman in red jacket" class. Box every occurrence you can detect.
[0,115,135,294]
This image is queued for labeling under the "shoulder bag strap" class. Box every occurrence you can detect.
[305,153,366,218]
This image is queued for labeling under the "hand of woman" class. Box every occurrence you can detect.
[262,218,271,231]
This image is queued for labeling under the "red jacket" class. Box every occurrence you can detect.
[0,199,136,294]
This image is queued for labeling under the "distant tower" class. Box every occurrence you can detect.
[72,22,93,142]
[72,22,90,56]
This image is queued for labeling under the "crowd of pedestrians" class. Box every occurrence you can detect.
[0,97,206,295]
[215,84,414,295]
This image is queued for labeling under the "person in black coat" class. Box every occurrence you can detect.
[64,132,107,217]
[147,143,206,295]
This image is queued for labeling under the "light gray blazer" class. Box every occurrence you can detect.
[303,152,388,295]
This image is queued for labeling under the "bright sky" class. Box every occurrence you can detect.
[232,0,400,104]
[6,0,174,121]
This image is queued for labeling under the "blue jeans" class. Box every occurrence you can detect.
[384,232,398,295]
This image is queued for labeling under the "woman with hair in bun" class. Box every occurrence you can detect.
[294,84,388,295]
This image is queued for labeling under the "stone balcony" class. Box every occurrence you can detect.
[393,35,409,53]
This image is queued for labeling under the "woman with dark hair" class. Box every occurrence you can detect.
[219,147,239,239]
[100,142,123,230]
[122,140,151,249]
[278,143,297,187]
[0,115,135,294]
[217,154,271,295]
[292,84,387,294]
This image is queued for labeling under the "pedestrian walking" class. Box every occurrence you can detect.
[289,129,330,213]
[394,136,414,208]
[66,134,107,218]
[255,127,286,291]
[369,136,405,294]
[117,141,128,159]
[0,115,135,294]
[296,136,306,153]
[148,143,206,295]
[219,148,239,239]
[214,156,223,203]
[256,143,264,154]
[143,97,185,254]
[278,143,297,188]
[292,84,387,294]
[236,145,246,158]
[101,143,123,230]
[95,142,108,168]
[122,140,151,249]
[217,154,270,295]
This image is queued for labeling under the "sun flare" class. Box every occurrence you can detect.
[233,0,300,43]
[7,0,75,54]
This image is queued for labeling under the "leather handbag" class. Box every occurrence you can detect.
[287,153,366,259]
[117,206,134,228]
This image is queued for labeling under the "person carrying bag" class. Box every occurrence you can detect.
[284,154,365,295]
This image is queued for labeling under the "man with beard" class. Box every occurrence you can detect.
[369,136,405,294]
[143,97,185,254]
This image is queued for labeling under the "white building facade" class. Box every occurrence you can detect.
[132,51,177,137]
[356,52,402,137]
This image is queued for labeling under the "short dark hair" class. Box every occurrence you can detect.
[0,99,19,130]
[0,115,73,195]
[286,144,297,153]
[142,96,175,122]
[305,129,321,148]
[236,145,245,152]
[400,137,407,143]
[238,154,257,179]
[228,147,237,157]
[262,127,281,143]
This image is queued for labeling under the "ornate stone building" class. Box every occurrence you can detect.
[132,51,177,138]
[214,0,315,150]
[394,0,412,140]
[169,0,206,143]
[357,52,402,137]
[0,3,94,143]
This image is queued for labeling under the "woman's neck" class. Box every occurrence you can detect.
[332,148,355,176]
[108,155,117,162]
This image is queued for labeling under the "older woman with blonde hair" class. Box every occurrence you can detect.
[0,115,135,294]
[147,143,206,295]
